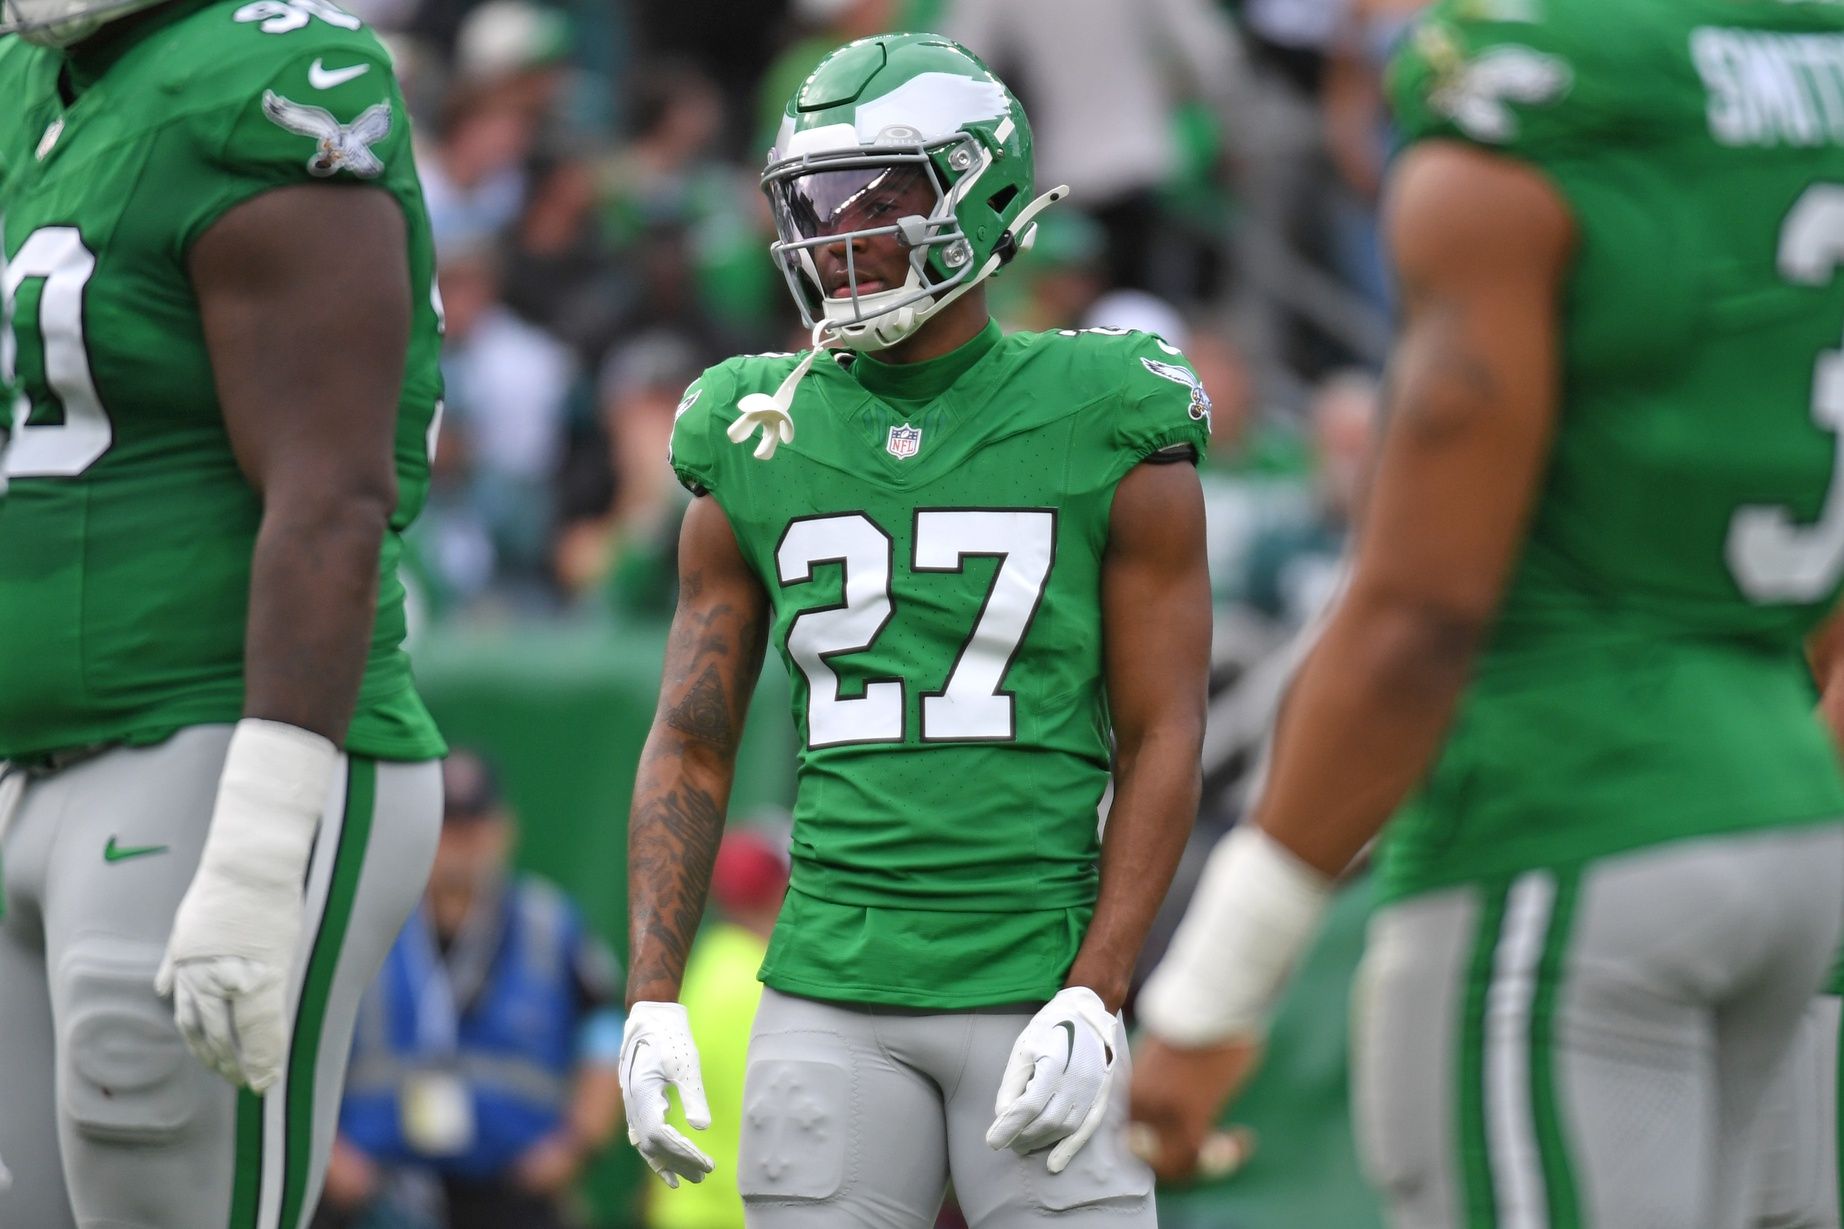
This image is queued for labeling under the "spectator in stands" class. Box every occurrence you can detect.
[420,238,578,607]
[944,0,1243,295]
[647,825,790,1229]
[317,752,625,1229]
[1241,369,1378,629]
[600,63,779,346]
[554,332,705,614]
[452,0,574,118]
[419,80,543,251]
[1320,0,1431,311]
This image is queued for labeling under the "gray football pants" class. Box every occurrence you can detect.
[1751,994,1841,1229]
[738,988,1156,1228]
[0,726,440,1229]
[1354,825,1844,1229]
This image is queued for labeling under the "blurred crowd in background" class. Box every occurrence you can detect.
[358,0,1415,648]
[335,0,1430,1223]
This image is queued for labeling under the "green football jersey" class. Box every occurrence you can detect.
[1381,0,1844,902]
[0,0,445,762]
[671,321,1211,1009]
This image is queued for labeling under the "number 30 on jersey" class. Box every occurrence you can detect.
[1,227,112,480]
[778,510,1055,748]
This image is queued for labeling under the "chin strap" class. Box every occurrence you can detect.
[727,320,840,461]
[727,185,1069,462]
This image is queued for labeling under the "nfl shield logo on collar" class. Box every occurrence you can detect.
[886,423,923,460]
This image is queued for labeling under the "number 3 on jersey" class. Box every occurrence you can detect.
[777,510,1055,748]
[1728,185,1844,601]
[2,226,112,479]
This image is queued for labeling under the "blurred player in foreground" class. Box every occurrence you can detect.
[620,32,1212,1228]
[1131,1,1844,1226]
[0,0,446,1224]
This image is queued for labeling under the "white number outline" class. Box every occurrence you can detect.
[2,225,112,480]
[775,509,1058,749]
[1727,184,1844,602]
[913,508,1058,742]
[776,513,905,748]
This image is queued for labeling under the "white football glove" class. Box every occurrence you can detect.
[157,719,334,1092]
[986,985,1119,1173]
[621,1001,715,1187]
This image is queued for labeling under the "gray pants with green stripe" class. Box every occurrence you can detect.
[0,726,440,1229]
[1354,826,1844,1229]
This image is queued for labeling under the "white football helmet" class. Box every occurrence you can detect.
[1,0,171,47]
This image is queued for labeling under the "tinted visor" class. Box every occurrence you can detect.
[769,162,938,243]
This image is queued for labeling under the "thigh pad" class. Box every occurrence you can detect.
[738,1057,851,1202]
[55,940,200,1144]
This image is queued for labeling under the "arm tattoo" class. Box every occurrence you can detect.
[626,563,768,1000]
[664,664,735,748]
[627,772,725,998]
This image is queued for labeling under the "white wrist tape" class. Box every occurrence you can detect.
[199,719,338,892]
[1138,824,1333,1046]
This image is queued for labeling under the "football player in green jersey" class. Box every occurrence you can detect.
[1130,1,1844,1226]
[618,34,1213,1228]
[1750,625,1844,1229]
[0,0,446,1226]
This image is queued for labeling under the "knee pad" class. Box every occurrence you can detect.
[55,941,201,1144]
[737,1058,850,1202]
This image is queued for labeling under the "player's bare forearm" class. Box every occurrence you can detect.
[1253,142,1573,877]
[626,497,769,1007]
[242,507,389,741]
[1072,723,1204,1013]
[192,184,410,742]
[1070,461,1210,1013]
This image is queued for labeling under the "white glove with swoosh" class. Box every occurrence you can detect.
[621,1001,715,1187]
[986,986,1118,1173]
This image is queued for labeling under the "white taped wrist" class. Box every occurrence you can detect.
[199,718,338,891]
[1138,825,1332,1046]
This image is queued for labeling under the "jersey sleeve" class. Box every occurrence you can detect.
[1387,0,1613,162]
[177,38,410,254]
[1113,333,1213,468]
[668,365,733,497]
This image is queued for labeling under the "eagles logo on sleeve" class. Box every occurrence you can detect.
[260,89,392,178]
[1141,356,1213,428]
[220,40,404,190]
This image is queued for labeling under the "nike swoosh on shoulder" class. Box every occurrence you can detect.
[308,58,371,90]
[1055,1020,1077,1072]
